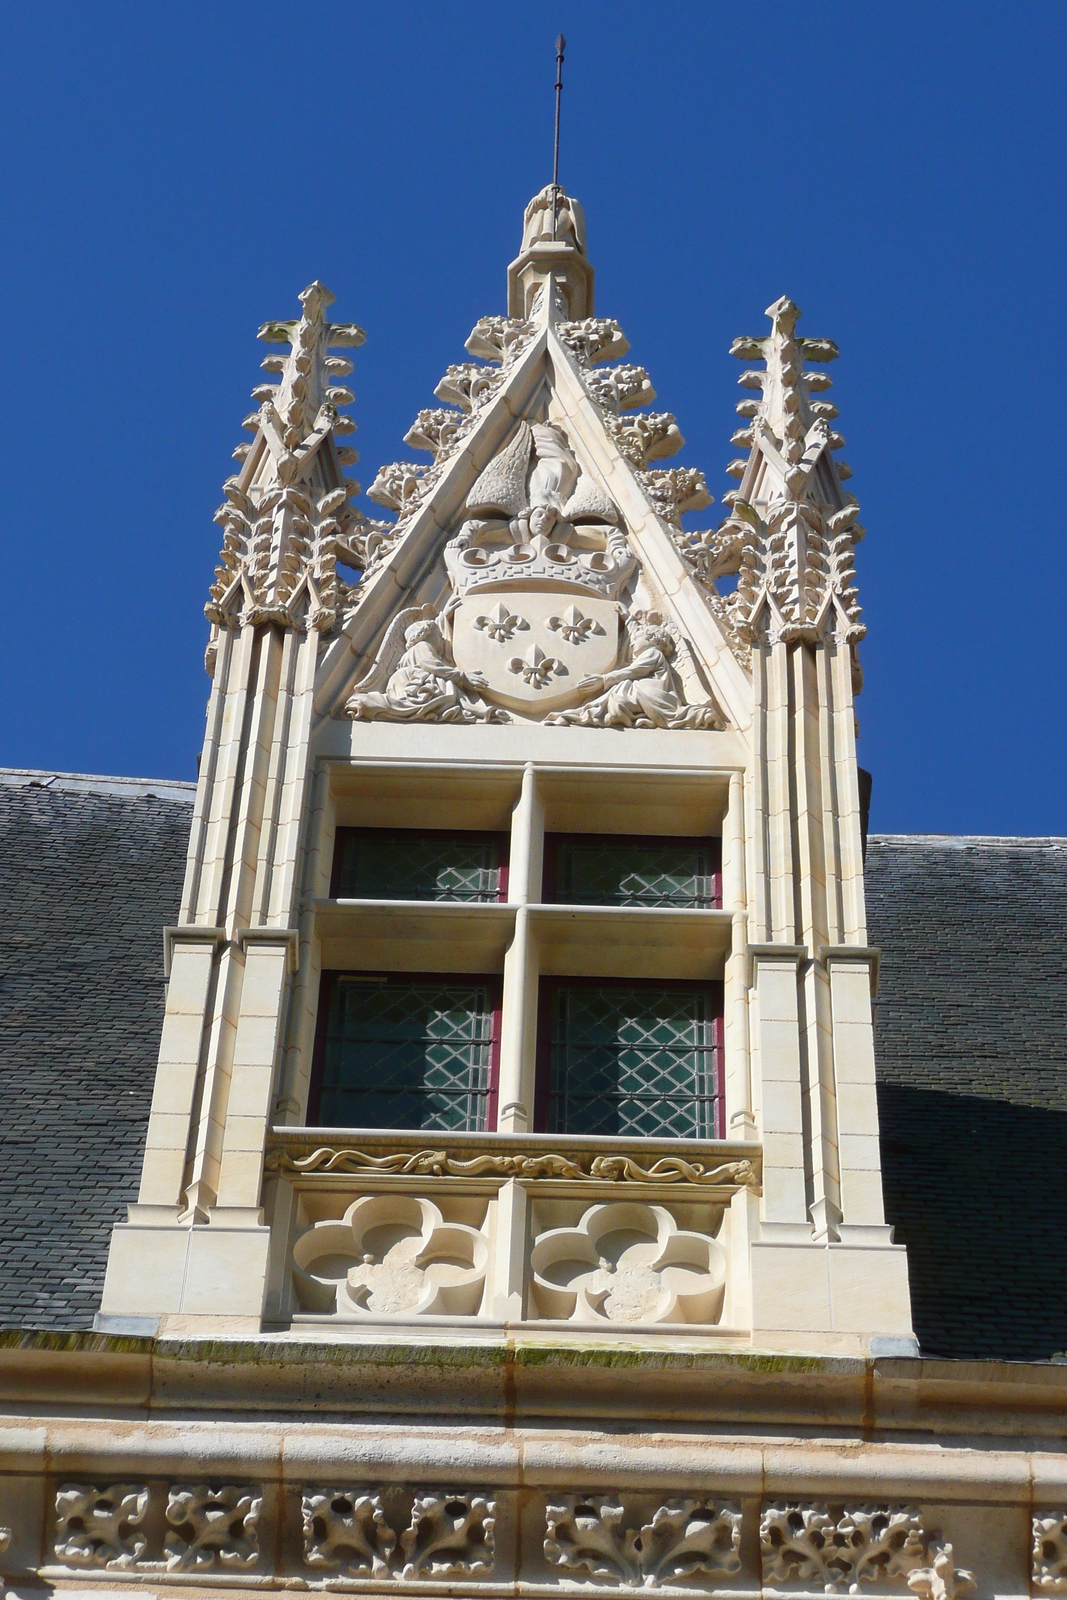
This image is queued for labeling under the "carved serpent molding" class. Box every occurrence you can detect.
[266,1144,757,1189]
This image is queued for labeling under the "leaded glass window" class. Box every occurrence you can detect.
[548,836,720,909]
[333,830,504,902]
[544,982,723,1139]
[317,977,497,1130]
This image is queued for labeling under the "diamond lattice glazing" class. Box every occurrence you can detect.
[336,832,501,902]
[320,979,494,1130]
[553,838,719,908]
[548,984,720,1138]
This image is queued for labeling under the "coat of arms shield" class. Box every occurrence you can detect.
[451,591,621,716]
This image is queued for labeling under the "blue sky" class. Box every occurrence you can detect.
[2,2,1065,835]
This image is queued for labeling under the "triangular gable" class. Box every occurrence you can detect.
[313,283,753,733]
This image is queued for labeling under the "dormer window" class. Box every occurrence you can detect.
[332,829,508,903]
[545,835,721,909]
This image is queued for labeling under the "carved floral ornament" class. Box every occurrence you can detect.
[54,1483,261,1573]
[38,1485,1001,1594]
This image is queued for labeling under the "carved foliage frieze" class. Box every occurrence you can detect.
[302,1489,495,1580]
[265,1142,757,1189]
[51,1484,261,1574]
[760,1503,926,1591]
[43,1485,983,1593]
[544,1494,741,1588]
[1034,1513,1067,1592]
[54,1484,148,1569]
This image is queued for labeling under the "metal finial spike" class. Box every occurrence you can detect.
[552,34,566,241]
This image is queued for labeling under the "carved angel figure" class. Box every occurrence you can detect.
[345,619,506,724]
[546,616,722,730]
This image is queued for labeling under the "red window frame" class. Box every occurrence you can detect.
[534,975,725,1139]
[542,832,722,909]
[308,970,503,1131]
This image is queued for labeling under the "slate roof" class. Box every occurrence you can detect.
[0,772,1063,1360]
[866,834,1067,1362]
[0,770,193,1329]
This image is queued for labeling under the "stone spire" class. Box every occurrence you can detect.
[714,296,865,650]
[206,283,394,639]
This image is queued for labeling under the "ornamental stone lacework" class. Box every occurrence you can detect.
[201,187,863,726]
[42,1487,995,1594]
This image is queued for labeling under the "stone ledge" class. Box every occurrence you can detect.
[1,1328,1067,1437]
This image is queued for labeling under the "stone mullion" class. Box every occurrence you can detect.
[497,766,544,1135]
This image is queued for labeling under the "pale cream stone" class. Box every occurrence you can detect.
[99,1226,190,1316]
[180,1226,271,1317]
[828,1245,912,1335]
[751,1243,832,1332]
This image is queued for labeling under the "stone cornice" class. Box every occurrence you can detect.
[1,1330,1067,1445]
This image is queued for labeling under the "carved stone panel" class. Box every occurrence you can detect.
[292,1194,489,1319]
[54,1484,149,1569]
[544,1493,741,1587]
[760,1503,925,1592]
[1034,1514,1067,1592]
[529,1201,726,1325]
[164,1484,261,1571]
[452,591,620,716]
[301,1488,495,1580]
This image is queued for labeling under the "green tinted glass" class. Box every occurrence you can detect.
[548,984,718,1139]
[554,838,717,908]
[336,833,500,902]
[319,979,494,1131]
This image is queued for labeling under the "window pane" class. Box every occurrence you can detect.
[336,832,501,902]
[548,984,720,1139]
[554,838,718,908]
[319,979,494,1131]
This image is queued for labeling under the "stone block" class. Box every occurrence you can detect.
[828,1243,913,1335]
[100,1225,190,1316]
[181,1224,271,1317]
[751,1242,832,1332]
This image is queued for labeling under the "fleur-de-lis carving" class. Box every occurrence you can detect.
[547,604,605,646]
[473,602,529,643]
[508,643,566,688]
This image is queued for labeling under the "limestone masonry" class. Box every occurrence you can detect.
[0,187,1064,1600]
